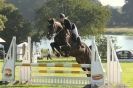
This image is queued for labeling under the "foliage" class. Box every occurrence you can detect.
[35,0,110,37]
[96,35,121,58]
[6,0,47,21]
[107,8,124,27]
[96,35,107,58]
[122,0,133,26]
[0,0,7,31]
[108,0,133,27]
[0,15,7,31]
[6,0,133,27]
[0,0,33,51]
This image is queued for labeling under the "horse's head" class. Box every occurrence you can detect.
[47,18,55,40]
[47,18,63,40]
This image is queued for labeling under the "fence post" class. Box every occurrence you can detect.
[91,36,105,87]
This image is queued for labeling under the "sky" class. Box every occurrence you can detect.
[98,0,125,7]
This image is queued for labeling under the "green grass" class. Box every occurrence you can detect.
[0,57,133,88]
[120,62,133,88]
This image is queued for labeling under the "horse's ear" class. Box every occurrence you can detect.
[52,18,55,22]
[47,18,54,24]
[48,18,52,23]
[51,18,55,24]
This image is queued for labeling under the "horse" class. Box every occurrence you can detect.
[47,18,71,57]
[46,18,92,77]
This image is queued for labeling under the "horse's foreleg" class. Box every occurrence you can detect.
[50,42,62,57]
[54,45,64,56]
[50,42,56,53]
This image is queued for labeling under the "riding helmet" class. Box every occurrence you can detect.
[60,13,65,18]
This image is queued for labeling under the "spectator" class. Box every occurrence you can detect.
[47,49,52,60]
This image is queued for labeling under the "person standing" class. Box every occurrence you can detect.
[47,49,52,60]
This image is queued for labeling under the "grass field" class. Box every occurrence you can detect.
[121,62,133,88]
[0,57,133,88]
[105,28,133,35]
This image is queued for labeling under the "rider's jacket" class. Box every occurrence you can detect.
[63,19,79,39]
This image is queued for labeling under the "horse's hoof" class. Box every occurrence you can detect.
[55,53,60,57]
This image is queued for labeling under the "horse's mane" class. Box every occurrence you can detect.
[48,18,63,29]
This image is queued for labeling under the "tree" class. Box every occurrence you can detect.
[0,0,7,31]
[35,0,110,37]
[108,8,125,27]
[6,0,47,21]
[96,35,107,58]
[96,35,121,59]
[0,15,7,31]
[0,0,33,51]
[122,0,133,26]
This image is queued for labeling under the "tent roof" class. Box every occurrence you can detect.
[0,38,5,42]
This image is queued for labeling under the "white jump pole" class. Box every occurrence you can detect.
[20,37,31,83]
[2,37,17,82]
[32,42,37,63]
[107,36,122,85]
[91,36,105,87]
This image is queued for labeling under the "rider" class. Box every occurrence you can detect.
[59,13,84,48]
